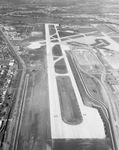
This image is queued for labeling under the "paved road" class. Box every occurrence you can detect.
[71,51,116,150]
[72,51,109,118]
[0,29,27,150]
[12,74,29,150]
[100,31,119,150]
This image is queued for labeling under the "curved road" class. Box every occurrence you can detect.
[70,52,115,150]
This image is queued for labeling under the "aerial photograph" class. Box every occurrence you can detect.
[0,0,119,150]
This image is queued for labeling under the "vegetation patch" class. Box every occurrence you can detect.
[58,31,76,38]
[51,34,58,39]
[69,35,84,39]
[78,28,97,33]
[111,37,119,44]
[97,25,113,33]
[54,58,67,74]
[56,76,83,125]
[53,57,59,61]
[51,39,59,43]
[52,44,62,56]
[53,138,112,150]
[61,38,69,41]
[106,74,119,85]
[82,73,105,103]
[49,25,56,35]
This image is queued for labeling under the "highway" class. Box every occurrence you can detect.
[98,31,119,150]
[12,74,29,150]
[101,71,118,150]
[0,29,27,150]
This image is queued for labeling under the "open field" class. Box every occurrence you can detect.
[52,44,62,56]
[54,58,67,74]
[82,73,105,104]
[56,76,83,125]
[49,25,56,35]
[69,35,84,39]
[97,25,114,34]
[111,37,119,44]
[58,31,77,38]
[51,35,58,39]
[17,69,50,150]
[53,139,111,150]
[77,27,98,33]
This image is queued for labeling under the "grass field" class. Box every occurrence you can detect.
[78,27,97,33]
[58,31,76,38]
[82,73,105,103]
[97,25,113,34]
[56,76,83,125]
[51,39,59,43]
[49,25,56,35]
[106,74,119,85]
[69,35,84,39]
[52,44,62,56]
[53,138,111,150]
[111,37,119,44]
[51,34,58,39]
[54,58,67,74]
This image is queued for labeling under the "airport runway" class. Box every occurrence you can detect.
[45,24,106,139]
